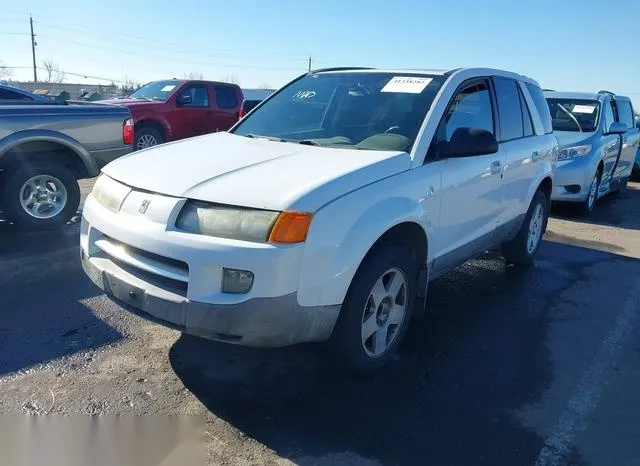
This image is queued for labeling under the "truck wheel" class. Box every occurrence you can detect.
[332,244,417,373]
[2,162,80,231]
[501,189,549,266]
[578,169,601,215]
[134,127,163,150]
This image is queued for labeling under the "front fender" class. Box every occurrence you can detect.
[133,112,172,140]
[0,129,97,176]
[297,194,427,308]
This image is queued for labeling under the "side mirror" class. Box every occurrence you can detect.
[635,119,640,130]
[606,122,627,134]
[440,127,498,157]
[177,94,193,106]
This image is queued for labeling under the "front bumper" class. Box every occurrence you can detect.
[551,159,596,203]
[80,194,340,347]
[81,251,339,346]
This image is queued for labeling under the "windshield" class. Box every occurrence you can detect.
[546,98,600,132]
[232,72,446,152]
[129,80,183,101]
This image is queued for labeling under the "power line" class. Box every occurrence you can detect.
[38,35,306,72]
[32,16,307,61]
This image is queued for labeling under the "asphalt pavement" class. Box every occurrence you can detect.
[0,179,639,466]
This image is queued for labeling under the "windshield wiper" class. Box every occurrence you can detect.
[296,140,321,146]
[244,134,285,142]
[133,96,152,101]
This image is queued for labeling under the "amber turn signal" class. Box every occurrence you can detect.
[268,211,313,244]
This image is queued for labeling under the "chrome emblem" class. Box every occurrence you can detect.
[139,199,151,214]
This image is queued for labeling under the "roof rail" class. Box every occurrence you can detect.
[597,90,616,96]
[310,66,374,74]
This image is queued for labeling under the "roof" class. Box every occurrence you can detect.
[544,90,634,102]
[544,91,603,101]
[310,67,538,85]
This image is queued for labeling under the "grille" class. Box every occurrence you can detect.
[93,235,189,295]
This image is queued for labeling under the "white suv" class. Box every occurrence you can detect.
[81,67,557,372]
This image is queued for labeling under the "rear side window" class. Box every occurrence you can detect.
[493,77,524,141]
[519,88,534,137]
[617,100,634,129]
[215,86,239,109]
[525,83,553,134]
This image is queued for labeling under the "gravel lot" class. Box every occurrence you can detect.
[1,179,639,465]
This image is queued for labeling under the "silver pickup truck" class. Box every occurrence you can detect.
[0,101,132,230]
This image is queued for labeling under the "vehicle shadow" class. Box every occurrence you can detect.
[551,181,640,231]
[0,213,82,256]
[0,214,122,376]
[167,241,617,465]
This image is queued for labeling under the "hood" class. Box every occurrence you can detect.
[554,131,596,148]
[102,132,411,212]
[98,98,165,108]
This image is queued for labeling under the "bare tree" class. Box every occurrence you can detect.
[42,59,65,83]
[184,72,204,80]
[222,75,240,85]
[0,61,14,80]
[120,75,143,95]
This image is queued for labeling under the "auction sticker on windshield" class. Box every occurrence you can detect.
[572,105,596,114]
[381,76,432,94]
[161,85,177,92]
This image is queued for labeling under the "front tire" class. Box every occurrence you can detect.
[134,127,163,151]
[578,170,601,215]
[2,162,80,230]
[332,244,417,374]
[501,189,549,266]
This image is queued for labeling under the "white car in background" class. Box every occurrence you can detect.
[81,67,557,373]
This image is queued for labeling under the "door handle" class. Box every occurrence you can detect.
[490,160,501,175]
[531,151,540,161]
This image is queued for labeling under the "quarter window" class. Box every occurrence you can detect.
[442,81,494,141]
[525,83,553,134]
[603,100,616,132]
[493,77,524,141]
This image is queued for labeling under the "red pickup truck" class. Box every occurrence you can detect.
[102,80,243,150]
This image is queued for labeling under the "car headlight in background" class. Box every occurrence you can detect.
[91,174,132,213]
[557,144,592,161]
[175,201,313,244]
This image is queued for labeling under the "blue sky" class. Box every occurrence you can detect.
[1,0,639,107]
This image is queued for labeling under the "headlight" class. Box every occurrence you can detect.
[176,201,280,242]
[175,201,313,243]
[558,144,592,161]
[91,174,131,213]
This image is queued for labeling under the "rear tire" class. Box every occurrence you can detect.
[134,127,163,151]
[2,162,80,231]
[332,244,417,374]
[501,190,549,266]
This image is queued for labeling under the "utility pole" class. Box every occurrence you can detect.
[30,15,37,82]
[308,57,311,72]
